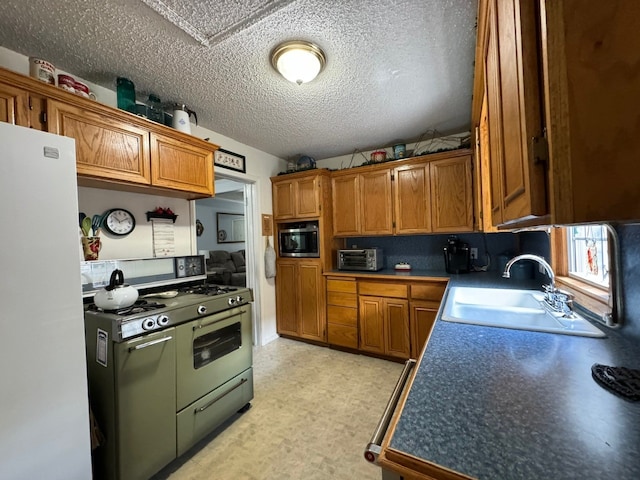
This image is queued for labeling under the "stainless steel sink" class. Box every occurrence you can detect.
[441,286,605,337]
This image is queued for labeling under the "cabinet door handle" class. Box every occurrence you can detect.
[128,336,172,352]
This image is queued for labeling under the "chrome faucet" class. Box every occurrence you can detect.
[503,254,555,287]
[502,254,574,316]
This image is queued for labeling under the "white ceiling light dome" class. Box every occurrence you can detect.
[271,41,326,85]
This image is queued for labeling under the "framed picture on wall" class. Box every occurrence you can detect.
[214,148,246,173]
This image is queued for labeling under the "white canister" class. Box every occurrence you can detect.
[172,105,197,134]
[172,109,191,134]
[29,57,56,85]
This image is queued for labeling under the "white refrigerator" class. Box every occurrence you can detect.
[0,123,92,479]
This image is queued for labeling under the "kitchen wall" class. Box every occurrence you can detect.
[77,187,193,260]
[196,197,246,253]
[0,46,285,346]
[349,231,549,277]
[615,223,640,340]
[315,132,469,168]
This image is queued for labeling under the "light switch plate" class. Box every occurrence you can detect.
[470,248,478,260]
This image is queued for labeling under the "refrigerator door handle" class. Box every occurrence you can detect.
[364,358,416,464]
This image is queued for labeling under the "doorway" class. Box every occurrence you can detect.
[195,175,261,345]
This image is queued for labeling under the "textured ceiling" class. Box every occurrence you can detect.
[0,0,477,161]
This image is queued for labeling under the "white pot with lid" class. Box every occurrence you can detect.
[94,269,139,310]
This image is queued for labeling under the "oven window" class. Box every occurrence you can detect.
[193,322,242,369]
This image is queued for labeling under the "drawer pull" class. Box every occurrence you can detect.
[195,377,248,414]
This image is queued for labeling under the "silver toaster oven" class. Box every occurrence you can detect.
[338,248,383,271]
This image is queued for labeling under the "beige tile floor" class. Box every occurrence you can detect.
[153,337,404,480]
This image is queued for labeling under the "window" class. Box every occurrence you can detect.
[566,225,609,288]
[550,224,618,326]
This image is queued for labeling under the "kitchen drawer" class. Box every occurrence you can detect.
[177,367,253,456]
[327,278,357,293]
[327,291,358,307]
[327,305,358,327]
[328,324,358,349]
[410,283,447,302]
[359,282,408,299]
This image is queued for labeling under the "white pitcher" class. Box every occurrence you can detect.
[172,104,198,134]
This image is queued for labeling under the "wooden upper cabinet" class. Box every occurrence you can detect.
[430,153,474,232]
[331,166,395,237]
[0,81,46,130]
[331,151,474,236]
[272,173,322,220]
[477,0,547,228]
[0,82,28,126]
[332,173,360,235]
[150,133,213,196]
[47,99,151,185]
[273,180,295,219]
[296,176,321,217]
[1,66,217,199]
[360,169,393,235]
[474,0,640,227]
[394,162,431,234]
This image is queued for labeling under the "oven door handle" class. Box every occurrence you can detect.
[128,336,173,352]
[364,358,416,464]
[195,377,248,414]
[193,310,243,330]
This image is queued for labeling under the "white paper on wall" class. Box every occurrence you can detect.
[152,219,175,257]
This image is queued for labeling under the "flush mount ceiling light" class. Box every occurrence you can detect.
[271,41,326,85]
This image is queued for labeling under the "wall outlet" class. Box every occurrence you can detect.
[470,248,478,260]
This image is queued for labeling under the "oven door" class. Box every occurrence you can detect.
[175,305,252,411]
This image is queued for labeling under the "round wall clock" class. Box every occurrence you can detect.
[196,219,204,236]
[104,208,136,236]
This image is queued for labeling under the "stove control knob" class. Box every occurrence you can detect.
[236,295,244,304]
[197,305,207,315]
[228,297,237,306]
[142,318,156,330]
[157,315,169,326]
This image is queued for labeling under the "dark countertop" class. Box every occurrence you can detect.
[325,268,450,280]
[385,272,640,479]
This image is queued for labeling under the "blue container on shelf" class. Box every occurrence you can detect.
[116,77,136,112]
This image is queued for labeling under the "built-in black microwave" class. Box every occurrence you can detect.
[278,221,319,258]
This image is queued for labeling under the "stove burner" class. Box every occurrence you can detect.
[179,284,238,296]
[88,300,167,316]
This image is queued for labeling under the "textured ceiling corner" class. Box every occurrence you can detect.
[138,0,210,46]
[138,0,297,47]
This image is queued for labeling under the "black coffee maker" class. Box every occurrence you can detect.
[443,236,471,274]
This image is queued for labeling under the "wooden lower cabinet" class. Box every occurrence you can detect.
[326,278,358,349]
[409,282,447,358]
[358,282,411,360]
[275,259,326,343]
[323,277,447,361]
[359,296,410,359]
[410,302,439,359]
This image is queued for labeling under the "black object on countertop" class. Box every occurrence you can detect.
[591,363,640,401]
[443,235,470,274]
